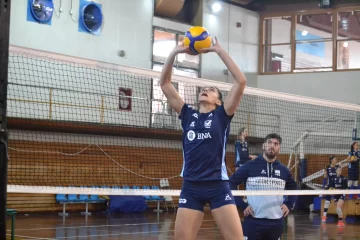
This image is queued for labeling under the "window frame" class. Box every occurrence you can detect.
[259,6,360,75]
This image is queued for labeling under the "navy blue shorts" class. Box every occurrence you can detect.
[178,180,235,212]
[243,216,284,240]
[334,194,345,202]
[348,172,359,181]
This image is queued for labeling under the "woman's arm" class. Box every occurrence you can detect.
[160,45,192,114]
[200,37,247,116]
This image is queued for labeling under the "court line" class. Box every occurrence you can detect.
[8,219,215,231]
[14,226,220,239]
[7,234,56,240]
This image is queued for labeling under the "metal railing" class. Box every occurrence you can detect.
[7,83,280,134]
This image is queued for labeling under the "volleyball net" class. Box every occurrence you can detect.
[5,46,360,197]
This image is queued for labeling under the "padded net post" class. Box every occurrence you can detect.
[0,0,11,238]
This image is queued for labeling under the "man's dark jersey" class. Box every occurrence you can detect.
[179,104,233,181]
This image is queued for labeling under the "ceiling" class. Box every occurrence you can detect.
[225,0,360,12]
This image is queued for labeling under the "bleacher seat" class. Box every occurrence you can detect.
[79,186,89,201]
[67,186,79,202]
[56,193,67,202]
[142,186,152,200]
[151,186,164,200]
[89,186,99,201]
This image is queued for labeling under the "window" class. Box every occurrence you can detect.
[337,11,360,70]
[260,7,360,74]
[151,28,201,128]
[295,13,333,71]
[262,16,292,73]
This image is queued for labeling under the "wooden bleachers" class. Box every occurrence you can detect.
[6,139,241,213]
[8,137,350,214]
[321,198,360,218]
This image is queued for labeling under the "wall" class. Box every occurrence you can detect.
[153,16,191,33]
[258,71,360,105]
[259,18,360,105]
[201,1,259,87]
[10,0,154,69]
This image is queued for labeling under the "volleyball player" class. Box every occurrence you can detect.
[229,133,297,240]
[234,127,256,171]
[347,142,360,199]
[322,156,339,223]
[323,167,347,227]
[160,37,246,240]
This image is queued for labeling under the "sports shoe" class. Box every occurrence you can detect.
[337,221,345,227]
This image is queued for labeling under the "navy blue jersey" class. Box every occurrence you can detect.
[348,150,360,173]
[235,140,250,165]
[179,104,233,181]
[229,155,297,219]
[325,165,339,188]
[333,175,347,190]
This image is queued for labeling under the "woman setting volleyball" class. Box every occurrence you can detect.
[160,34,246,239]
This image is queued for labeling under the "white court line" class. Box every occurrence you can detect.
[7,234,56,240]
[25,226,220,239]
[8,219,214,231]
[10,226,220,240]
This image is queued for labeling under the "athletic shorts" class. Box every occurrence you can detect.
[334,194,345,202]
[178,180,235,212]
[243,216,284,240]
[348,172,359,181]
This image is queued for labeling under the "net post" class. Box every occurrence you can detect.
[0,0,11,238]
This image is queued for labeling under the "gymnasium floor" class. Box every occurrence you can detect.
[6,209,360,240]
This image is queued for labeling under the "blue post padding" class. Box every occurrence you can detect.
[27,0,53,25]
[300,159,307,181]
[313,197,321,211]
[108,196,147,213]
[78,0,103,35]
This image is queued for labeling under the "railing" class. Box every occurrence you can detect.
[7,83,280,136]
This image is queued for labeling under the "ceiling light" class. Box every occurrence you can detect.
[211,2,221,13]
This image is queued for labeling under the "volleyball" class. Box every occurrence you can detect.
[351,156,356,161]
[184,26,212,55]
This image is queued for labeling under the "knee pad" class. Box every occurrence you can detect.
[348,180,353,188]
[354,181,358,187]
[336,207,343,216]
[324,200,330,209]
